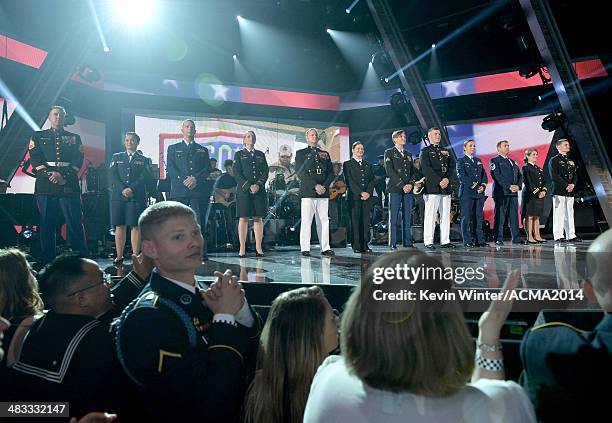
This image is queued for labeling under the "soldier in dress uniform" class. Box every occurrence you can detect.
[295,128,335,257]
[521,149,548,244]
[384,130,415,249]
[115,202,261,422]
[456,139,488,247]
[109,132,151,265]
[28,105,87,264]
[343,142,374,253]
[548,138,581,243]
[166,119,212,257]
[490,140,523,245]
[233,130,269,258]
[420,127,456,250]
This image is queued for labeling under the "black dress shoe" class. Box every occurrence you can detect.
[464,243,475,248]
[425,244,436,250]
[554,238,566,243]
[475,242,489,247]
[321,250,335,256]
[255,252,265,258]
[113,257,124,266]
[567,237,582,243]
[527,240,539,245]
[536,239,547,244]
[301,251,311,257]
[495,240,504,246]
[238,254,246,258]
[390,245,398,250]
[441,243,456,249]
[403,244,414,248]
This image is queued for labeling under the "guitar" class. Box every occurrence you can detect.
[214,187,236,207]
[329,180,347,200]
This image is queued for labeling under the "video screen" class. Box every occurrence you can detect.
[133,114,351,178]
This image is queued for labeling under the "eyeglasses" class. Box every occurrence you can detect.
[67,273,112,297]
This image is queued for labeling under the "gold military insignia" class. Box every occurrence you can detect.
[28,140,35,150]
[385,157,391,162]
[158,349,182,373]
[441,151,449,156]
[318,151,329,160]
[568,161,575,166]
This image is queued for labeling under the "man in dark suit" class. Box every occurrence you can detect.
[166,119,212,256]
[109,132,151,265]
[456,139,488,247]
[28,105,87,263]
[490,140,523,245]
[343,142,374,253]
[420,127,456,250]
[384,130,415,249]
[115,201,261,422]
[295,128,335,257]
[548,138,581,243]
[520,228,612,422]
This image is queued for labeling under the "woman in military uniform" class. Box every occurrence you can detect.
[234,131,269,257]
[521,149,547,244]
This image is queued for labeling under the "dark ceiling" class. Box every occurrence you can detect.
[0,0,609,94]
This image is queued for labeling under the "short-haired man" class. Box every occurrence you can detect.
[490,140,523,245]
[548,138,581,243]
[1,255,137,419]
[385,130,415,249]
[166,119,212,258]
[115,201,261,422]
[28,105,87,263]
[420,127,456,250]
[520,228,612,422]
[295,129,335,256]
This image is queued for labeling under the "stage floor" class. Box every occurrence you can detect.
[102,240,591,289]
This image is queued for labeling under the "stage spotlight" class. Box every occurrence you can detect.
[541,112,566,132]
[233,54,237,59]
[384,77,389,83]
[432,43,436,49]
[236,15,242,21]
[103,46,110,53]
[326,28,331,34]
[346,0,360,14]
[346,8,350,13]
[113,0,154,25]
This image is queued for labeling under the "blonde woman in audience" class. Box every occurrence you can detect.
[304,251,536,423]
[245,286,339,423]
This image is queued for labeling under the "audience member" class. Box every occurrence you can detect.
[304,251,536,423]
[115,201,262,422]
[245,286,339,423]
[0,254,136,420]
[520,228,612,421]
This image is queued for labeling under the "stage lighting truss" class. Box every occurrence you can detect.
[541,111,566,132]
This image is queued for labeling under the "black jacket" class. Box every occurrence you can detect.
[342,158,374,201]
[419,144,455,195]
[548,154,578,197]
[295,146,334,198]
[109,151,151,202]
[233,148,269,197]
[167,141,212,199]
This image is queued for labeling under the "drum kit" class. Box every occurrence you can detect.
[268,165,300,220]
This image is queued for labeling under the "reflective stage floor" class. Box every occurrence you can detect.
[102,240,591,290]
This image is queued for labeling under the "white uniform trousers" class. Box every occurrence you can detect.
[552,195,576,240]
[423,194,451,245]
[300,198,331,252]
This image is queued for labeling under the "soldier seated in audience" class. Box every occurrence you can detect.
[0,255,138,421]
[115,201,261,422]
[520,228,612,422]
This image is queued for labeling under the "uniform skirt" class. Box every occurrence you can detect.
[236,193,267,218]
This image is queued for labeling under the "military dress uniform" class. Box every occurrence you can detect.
[490,155,523,243]
[166,140,212,229]
[456,154,488,246]
[372,157,387,208]
[28,128,87,263]
[548,153,578,241]
[109,151,151,228]
[384,147,415,248]
[233,147,269,218]
[343,157,374,252]
[115,271,261,422]
[295,146,335,254]
[420,143,456,247]
[521,162,547,218]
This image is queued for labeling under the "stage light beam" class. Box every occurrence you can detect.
[346,0,360,14]
[88,0,109,53]
[113,0,155,26]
